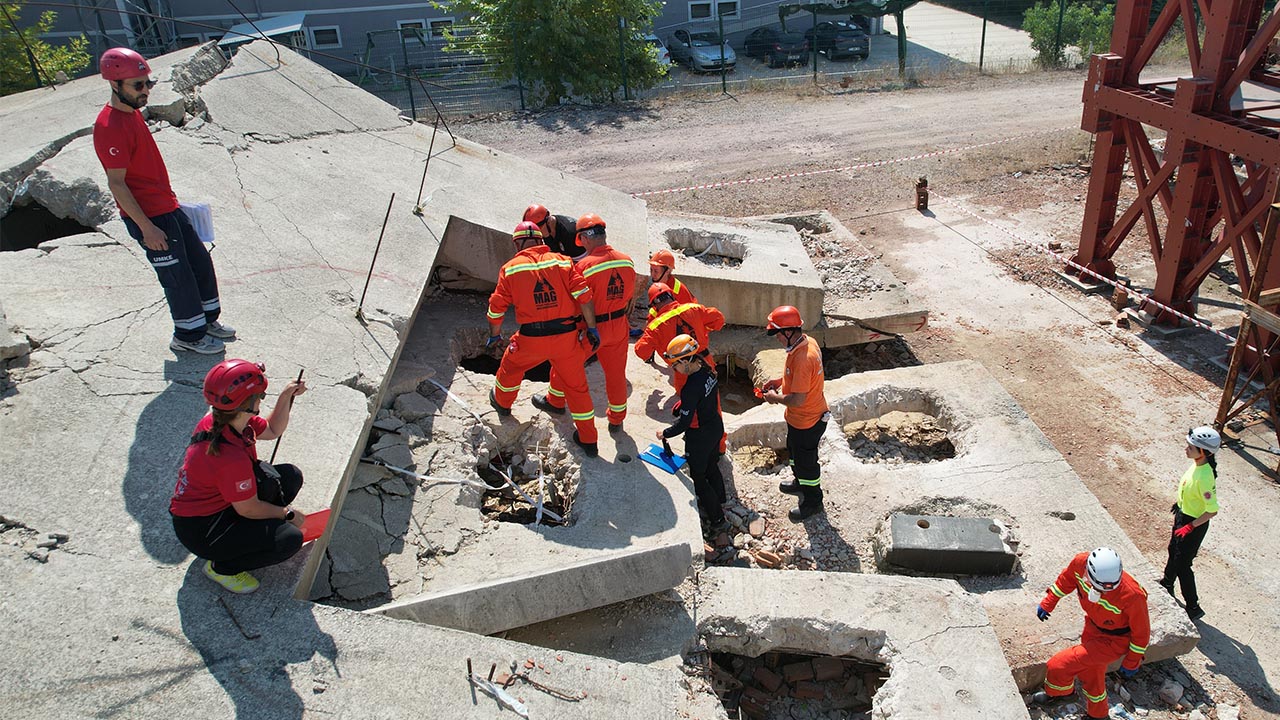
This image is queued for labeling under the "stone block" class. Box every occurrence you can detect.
[883,514,1016,575]
[752,667,783,692]
[812,656,844,681]
[394,392,438,422]
[371,442,413,470]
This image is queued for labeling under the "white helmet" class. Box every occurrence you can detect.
[1186,426,1221,453]
[1086,547,1123,591]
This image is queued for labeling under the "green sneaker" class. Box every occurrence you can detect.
[204,560,259,594]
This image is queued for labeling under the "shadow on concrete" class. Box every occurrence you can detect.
[176,559,339,720]
[798,512,862,574]
[1197,621,1280,713]
[124,358,222,564]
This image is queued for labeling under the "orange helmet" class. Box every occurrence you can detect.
[649,249,676,269]
[523,204,550,225]
[766,305,803,335]
[648,282,676,309]
[576,212,606,240]
[512,221,543,245]
[663,334,700,363]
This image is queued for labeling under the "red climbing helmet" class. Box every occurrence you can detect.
[203,359,268,411]
[100,47,151,81]
[766,305,803,335]
[512,221,543,246]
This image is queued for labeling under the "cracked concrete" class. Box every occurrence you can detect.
[723,361,1200,690]
[0,42,700,718]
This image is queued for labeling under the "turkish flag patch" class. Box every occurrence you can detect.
[237,479,253,492]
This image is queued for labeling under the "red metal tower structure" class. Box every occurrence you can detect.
[1074,0,1280,323]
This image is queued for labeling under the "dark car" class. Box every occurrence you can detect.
[743,26,810,68]
[805,21,870,61]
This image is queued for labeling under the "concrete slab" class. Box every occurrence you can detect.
[648,211,824,327]
[880,514,1017,575]
[723,361,1200,690]
[318,296,701,634]
[698,567,1030,719]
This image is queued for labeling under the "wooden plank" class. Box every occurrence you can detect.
[1244,300,1280,336]
[1259,288,1280,306]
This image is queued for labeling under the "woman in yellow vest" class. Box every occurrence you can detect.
[1158,426,1221,621]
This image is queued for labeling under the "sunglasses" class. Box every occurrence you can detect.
[126,79,157,91]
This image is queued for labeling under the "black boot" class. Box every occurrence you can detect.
[1159,578,1175,596]
[788,485,824,523]
[489,390,510,417]
[778,480,803,495]
[530,394,565,415]
[573,430,598,458]
[1186,604,1205,621]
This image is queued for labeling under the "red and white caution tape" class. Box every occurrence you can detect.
[932,192,1257,353]
[630,128,1070,198]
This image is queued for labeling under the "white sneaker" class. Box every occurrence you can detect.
[205,320,237,339]
[170,335,226,354]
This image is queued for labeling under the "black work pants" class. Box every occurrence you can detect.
[1160,510,1209,608]
[686,427,727,525]
[172,463,304,575]
[786,418,827,487]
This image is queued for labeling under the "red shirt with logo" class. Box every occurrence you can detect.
[93,105,179,219]
[170,414,268,517]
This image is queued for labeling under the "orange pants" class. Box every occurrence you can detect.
[494,331,598,443]
[1043,625,1128,718]
[550,320,629,425]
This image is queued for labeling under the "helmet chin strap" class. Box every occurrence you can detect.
[782,328,802,350]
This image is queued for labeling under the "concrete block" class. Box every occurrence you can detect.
[882,514,1017,575]
[753,666,783,692]
[377,543,692,635]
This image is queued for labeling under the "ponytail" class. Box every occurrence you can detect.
[1206,452,1218,478]
[204,395,256,456]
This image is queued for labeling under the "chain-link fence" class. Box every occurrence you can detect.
[343,1,1143,118]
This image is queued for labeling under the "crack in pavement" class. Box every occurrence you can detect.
[36,299,167,349]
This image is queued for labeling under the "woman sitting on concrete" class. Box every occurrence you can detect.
[170,359,309,594]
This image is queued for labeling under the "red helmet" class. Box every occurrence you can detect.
[512,220,543,245]
[203,359,268,411]
[766,305,803,335]
[523,204,550,225]
[649,249,676,269]
[100,47,151,81]
[576,212,605,232]
[648,282,675,309]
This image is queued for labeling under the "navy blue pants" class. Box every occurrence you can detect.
[124,209,221,342]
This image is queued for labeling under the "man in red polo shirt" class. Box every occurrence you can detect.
[93,47,234,355]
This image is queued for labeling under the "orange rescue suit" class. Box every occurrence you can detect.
[548,245,636,425]
[635,302,725,392]
[647,277,696,319]
[1038,552,1150,719]
[487,244,598,443]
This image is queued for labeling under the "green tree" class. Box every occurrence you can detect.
[441,0,666,107]
[1023,1,1115,69]
[0,1,90,96]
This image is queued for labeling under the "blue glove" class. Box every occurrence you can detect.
[629,327,643,339]
[586,327,601,353]
[1036,604,1050,622]
[1118,665,1139,679]
[485,335,503,349]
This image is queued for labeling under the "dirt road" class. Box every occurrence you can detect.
[460,71,1279,719]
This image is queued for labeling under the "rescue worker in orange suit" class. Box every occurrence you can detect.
[523,203,585,260]
[1033,548,1150,719]
[761,306,829,522]
[487,221,602,457]
[658,335,727,535]
[646,249,697,319]
[540,213,636,433]
[634,283,724,393]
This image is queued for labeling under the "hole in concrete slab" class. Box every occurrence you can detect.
[478,438,578,526]
[0,201,96,251]
[718,355,764,415]
[768,214,835,235]
[916,518,930,529]
[617,453,632,463]
[702,650,885,719]
[459,354,551,383]
[1048,510,1076,521]
[731,446,790,475]
[844,410,955,464]
[822,341,923,380]
[665,228,746,268]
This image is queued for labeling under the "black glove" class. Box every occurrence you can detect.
[1171,502,1180,514]
[585,327,601,353]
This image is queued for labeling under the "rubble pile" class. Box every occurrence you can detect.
[1024,661,1244,720]
[822,340,922,379]
[478,441,576,527]
[703,491,859,573]
[797,226,880,300]
[843,411,955,463]
[665,227,747,268]
[699,650,886,720]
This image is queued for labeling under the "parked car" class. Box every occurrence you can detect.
[743,26,810,68]
[668,29,737,72]
[645,33,671,68]
[805,21,870,61]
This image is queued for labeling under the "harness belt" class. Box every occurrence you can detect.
[519,317,580,337]
[1090,621,1131,636]
[594,307,629,323]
